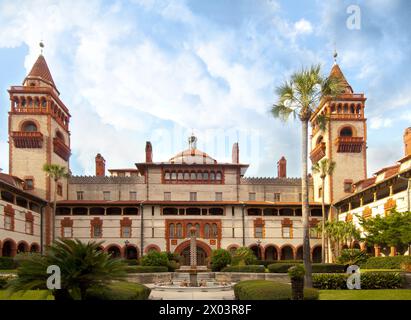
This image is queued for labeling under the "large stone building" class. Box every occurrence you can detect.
[1,53,409,263]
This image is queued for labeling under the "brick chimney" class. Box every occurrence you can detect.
[145,141,153,163]
[277,156,287,178]
[404,127,411,157]
[232,143,239,164]
[95,153,105,176]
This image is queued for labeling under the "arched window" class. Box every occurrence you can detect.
[56,131,64,142]
[177,172,183,180]
[41,98,47,108]
[343,104,348,114]
[21,98,26,107]
[34,98,40,108]
[195,223,200,237]
[340,127,353,137]
[171,172,177,180]
[187,223,192,236]
[190,172,196,180]
[210,172,215,180]
[22,121,37,132]
[204,223,210,238]
[212,224,218,238]
[316,136,323,145]
[169,223,175,238]
[197,172,203,180]
[176,223,183,238]
[203,172,209,180]
[164,171,170,180]
[184,172,190,180]
[216,172,222,181]
[350,104,355,114]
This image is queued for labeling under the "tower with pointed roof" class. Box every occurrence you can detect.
[310,54,367,207]
[7,47,71,244]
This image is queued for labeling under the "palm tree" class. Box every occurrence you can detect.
[7,239,128,300]
[271,64,344,287]
[312,158,336,263]
[43,164,69,241]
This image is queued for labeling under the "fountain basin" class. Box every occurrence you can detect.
[153,282,233,292]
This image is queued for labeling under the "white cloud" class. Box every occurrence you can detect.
[369,116,393,130]
[294,18,313,35]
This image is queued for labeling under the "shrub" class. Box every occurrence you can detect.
[211,249,231,271]
[0,275,15,289]
[124,259,139,266]
[362,256,411,269]
[166,260,179,272]
[0,257,16,270]
[268,263,296,273]
[288,264,305,279]
[312,272,404,289]
[400,261,411,272]
[222,265,265,273]
[231,247,257,266]
[311,263,346,273]
[86,282,151,300]
[126,266,168,273]
[234,280,318,300]
[337,249,369,266]
[140,251,169,267]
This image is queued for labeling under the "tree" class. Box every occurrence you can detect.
[43,164,69,241]
[312,158,336,262]
[210,249,231,271]
[271,65,344,287]
[7,239,127,300]
[231,247,257,266]
[359,210,411,255]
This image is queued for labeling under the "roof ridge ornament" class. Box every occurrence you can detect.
[39,40,44,55]
[188,133,197,150]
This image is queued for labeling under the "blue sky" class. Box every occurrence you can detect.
[0,0,410,178]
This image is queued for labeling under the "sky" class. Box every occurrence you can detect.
[0,0,410,178]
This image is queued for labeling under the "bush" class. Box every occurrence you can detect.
[124,259,139,266]
[231,247,257,266]
[312,272,404,289]
[288,264,305,279]
[222,265,265,273]
[0,257,16,270]
[86,282,151,300]
[0,275,14,289]
[234,280,318,300]
[362,256,411,269]
[126,266,168,273]
[312,263,346,273]
[400,261,411,272]
[268,263,345,273]
[211,249,231,271]
[166,260,179,272]
[337,249,369,266]
[140,251,169,267]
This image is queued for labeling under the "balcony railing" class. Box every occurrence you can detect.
[335,136,364,153]
[53,137,71,161]
[310,142,326,163]
[11,131,43,148]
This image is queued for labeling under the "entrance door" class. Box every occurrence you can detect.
[181,246,207,266]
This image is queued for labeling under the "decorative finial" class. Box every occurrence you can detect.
[188,133,197,150]
[333,42,338,65]
[39,40,44,54]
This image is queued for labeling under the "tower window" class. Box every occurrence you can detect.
[344,180,353,193]
[274,193,281,202]
[22,121,37,132]
[215,192,222,201]
[56,131,64,142]
[57,183,63,196]
[103,191,111,200]
[249,192,256,201]
[340,127,353,137]
[164,192,171,201]
[77,191,84,200]
[24,178,34,190]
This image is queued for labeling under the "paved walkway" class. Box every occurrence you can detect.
[147,284,235,300]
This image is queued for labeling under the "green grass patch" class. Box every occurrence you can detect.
[0,290,54,300]
[0,270,17,274]
[319,289,411,300]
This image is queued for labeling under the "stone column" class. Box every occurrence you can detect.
[189,227,198,287]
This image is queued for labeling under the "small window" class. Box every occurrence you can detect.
[57,184,63,196]
[25,220,33,235]
[77,191,84,200]
[63,227,72,238]
[93,225,102,238]
[274,193,281,202]
[344,181,353,193]
[190,172,196,180]
[340,127,353,137]
[255,226,263,238]
[4,215,12,230]
[190,192,197,201]
[216,172,222,181]
[212,223,218,238]
[164,172,171,180]
[164,192,171,201]
[122,226,131,238]
[129,191,137,200]
[177,172,183,180]
[215,192,222,201]
[24,178,34,190]
[282,226,291,238]
[103,191,111,201]
[249,192,256,201]
[22,121,37,132]
[184,172,190,180]
[171,172,177,180]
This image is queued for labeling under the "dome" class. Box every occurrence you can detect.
[169,149,216,164]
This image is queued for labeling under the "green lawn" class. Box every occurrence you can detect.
[319,289,411,300]
[0,269,17,274]
[0,290,54,300]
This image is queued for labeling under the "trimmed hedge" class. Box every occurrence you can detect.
[86,282,151,300]
[126,266,168,273]
[268,263,345,273]
[222,265,265,273]
[361,256,411,270]
[313,272,404,289]
[234,280,319,300]
[0,257,16,270]
[124,259,139,266]
[0,275,14,289]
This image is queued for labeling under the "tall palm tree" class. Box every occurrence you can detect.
[43,164,69,241]
[312,158,336,263]
[7,239,128,300]
[271,64,344,287]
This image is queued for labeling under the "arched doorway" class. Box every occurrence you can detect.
[30,243,40,253]
[352,242,361,249]
[17,242,29,254]
[125,246,138,259]
[281,245,294,260]
[106,245,121,258]
[2,240,16,257]
[312,246,322,263]
[296,246,303,260]
[249,245,261,260]
[181,246,207,266]
[264,246,278,260]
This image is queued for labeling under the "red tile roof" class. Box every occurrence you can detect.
[25,55,56,89]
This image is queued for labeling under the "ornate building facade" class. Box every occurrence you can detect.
[1,53,409,263]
